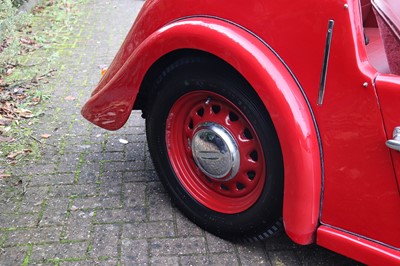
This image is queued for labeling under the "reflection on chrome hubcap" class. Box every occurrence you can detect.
[192,122,240,181]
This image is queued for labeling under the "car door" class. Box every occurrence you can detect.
[375,74,400,191]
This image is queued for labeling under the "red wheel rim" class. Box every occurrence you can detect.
[166,91,266,214]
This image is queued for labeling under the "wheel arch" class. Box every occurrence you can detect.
[84,17,322,244]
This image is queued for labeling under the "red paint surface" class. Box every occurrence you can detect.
[318,226,400,265]
[166,91,266,213]
[82,17,323,245]
[82,0,400,263]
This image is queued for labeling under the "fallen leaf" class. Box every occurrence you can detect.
[6,67,15,76]
[0,173,11,179]
[119,138,129,144]
[41,134,51,139]
[15,108,34,118]
[0,118,12,126]
[65,2,71,13]
[13,179,23,186]
[0,169,11,179]
[31,97,41,103]
[31,76,39,84]
[7,149,32,160]
[20,37,36,45]
[64,95,76,101]
[0,136,15,143]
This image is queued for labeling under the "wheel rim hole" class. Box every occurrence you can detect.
[205,176,213,183]
[250,151,258,162]
[189,119,194,129]
[229,112,239,122]
[221,184,230,191]
[211,105,221,114]
[247,171,256,180]
[197,108,204,117]
[236,182,245,190]
[243,128,253,140]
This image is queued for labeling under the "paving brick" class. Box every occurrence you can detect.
[236,242,270,266]
[124,183,146,208]
[0,246,28,266]
[121,239,148,265]
[180,253,240,266]
[66,144,103,154]
[150,256,179,265]
[27,164,58,176]
[179,254,209,265]
[294,245,359,266]
[77,162,101,184]
[95,207,146,223]
[71,196,121,210]
[40,198,70,226]
[145,155,155,172]
[125,142,146,161]
[148,191,173,222]
[99,181,123,197]
[63,210,93,241]
[60,259,118,266]
[0,201,18,213]
[39,149,61,164]
[18,186,49,213]
[99,170,123,182]
[264,234,300,251]
[57,154,80,173]
[29,174,75,187]
[91,224,120,258]
[123,170,158,183]
[0,213,37,229]
[206,233,235,253]
[86,152,124,162]
[146,181,166,194]
[175,212,203,238]
[103,161,145,172]
[208,253,240,266]
[104,139,127,153]
[48,185,98,198]
[122,221,175,239]
[30,242,88,262]
[5,226,63,246]
[0,230,6,243]
[268,250,299,266]
[28,261,54,266]
[150,237,206,256]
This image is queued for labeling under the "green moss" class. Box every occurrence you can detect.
[35,195,48,226]
[21,244,32,266]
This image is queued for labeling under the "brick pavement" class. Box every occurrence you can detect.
[0,0,361,265]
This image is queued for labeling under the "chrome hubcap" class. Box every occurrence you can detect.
[191,122,240,181]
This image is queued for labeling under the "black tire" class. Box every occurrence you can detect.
[146,55,284,242]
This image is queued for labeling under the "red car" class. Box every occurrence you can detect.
[82,0,400,264]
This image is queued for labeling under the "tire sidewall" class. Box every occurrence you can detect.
[146,57,283,240]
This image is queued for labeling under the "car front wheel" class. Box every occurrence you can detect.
[146,55,284,242]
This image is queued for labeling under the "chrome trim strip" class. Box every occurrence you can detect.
[318,20,335,106]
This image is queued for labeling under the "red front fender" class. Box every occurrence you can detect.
[81,17,322,245]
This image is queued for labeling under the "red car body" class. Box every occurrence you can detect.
[82,0,400,264]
